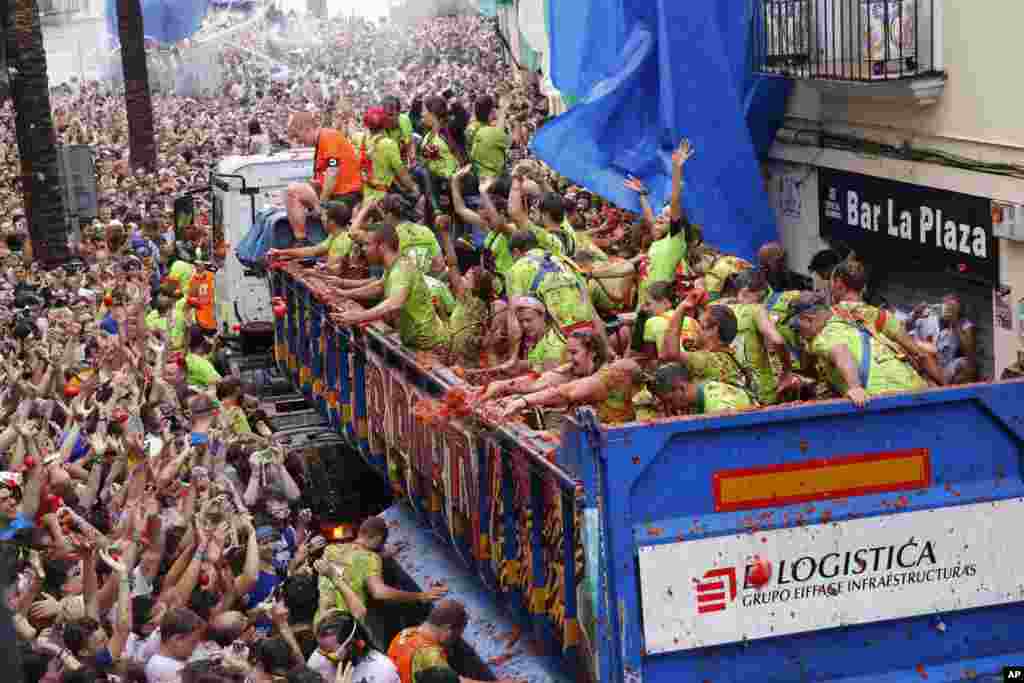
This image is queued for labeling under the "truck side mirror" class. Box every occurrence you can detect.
[173,195,194,242]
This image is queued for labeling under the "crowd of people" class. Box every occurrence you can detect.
[0,4,985,683]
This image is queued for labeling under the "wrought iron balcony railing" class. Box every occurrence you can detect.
[753,0,943,82]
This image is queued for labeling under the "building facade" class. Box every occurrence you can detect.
[761,0,1024,379]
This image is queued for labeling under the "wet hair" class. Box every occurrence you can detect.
[287,668,328,683]
[379,194,404,218]
[732,268,768,295]
[426,599,469,631]
[416,668,461,683]
[206,612,247,648]
[569,329,611,369]
[253,637,293,676]
[370,223,400,253]
[474,95,495,123]
[539,192,565,223]
[508,230,538,254]
[188,587,220,621]
[707,305,739,344]
[131,595,156,635]
[359,516,389,543]
[20,647,52,683]
[646,281,674,304]
[63,617,101,657]
[834,255,867,292]
[248,119,262,136]
[160,606,203,640]
[325,203,352,228]
[216,376,243,402]
[652,362,690,395]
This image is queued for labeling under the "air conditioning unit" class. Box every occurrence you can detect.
[992,201,1024,243]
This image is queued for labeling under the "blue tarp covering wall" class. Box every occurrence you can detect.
[532,0,792,262]
[105,0,211,44]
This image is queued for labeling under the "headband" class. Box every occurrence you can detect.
[509,296,545,314]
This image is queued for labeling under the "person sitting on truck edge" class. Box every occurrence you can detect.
[660,297,752,395]
[647,362,754,418]
[724,269,796,405]
[829,255,944,386]
[358,106,421,203]
[328,224,450,352]
[379,194,443,275]
[315,518,447,636]
[788,292,928,408]
[347,197,444,276]
[285,111,363,245]
[488,327,640,425]
[389,600,525,683]
[268,203,355,273]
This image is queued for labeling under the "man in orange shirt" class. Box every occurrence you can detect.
[286,111,363,244]
[189,260,217,334]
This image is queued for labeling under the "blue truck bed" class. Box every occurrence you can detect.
[274,268,1024,683]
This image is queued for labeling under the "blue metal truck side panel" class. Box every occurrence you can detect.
[580,380,1024,682]
[275,270,1024,683]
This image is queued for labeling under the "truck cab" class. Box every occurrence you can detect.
[205,149,315,330]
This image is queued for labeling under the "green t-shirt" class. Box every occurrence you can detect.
[170,298,190,351]
[530,223,564,256]
[145,309,168,332]
[471,124,509,179]
[358,133,404,201]
[686,350,744,387]
[644,313,701,355]
[384,257,449,351]
[506,249,592,327]
[526,328,567,372]
[319,231,353,260]
[169,260,195,292]
[420,130,458,178]
[483,231,515,276]
[317,543,383,622]
[765,289,808,371]
[225,405,252,435]
[185,353,222,388]
[695,381,754,415]
[449,292,489,364]
[638,232,686,305]
[729,302,778,405]
[465,119,482,150]
[396,221,441,273]
[810,319,926,397]
[424,275,457,317]
[387,113,414,146]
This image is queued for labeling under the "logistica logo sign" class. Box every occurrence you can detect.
[694,539,978,616]
[695,568,737,614]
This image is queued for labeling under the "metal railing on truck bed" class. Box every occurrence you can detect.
[274,267,1024,683]
[271,270,587,678]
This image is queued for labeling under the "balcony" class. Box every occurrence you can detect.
[753,0,947,105]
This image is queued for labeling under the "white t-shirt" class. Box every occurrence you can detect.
[307,650,400,683]
[145,653,185,682]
